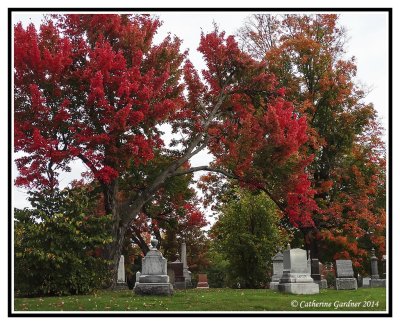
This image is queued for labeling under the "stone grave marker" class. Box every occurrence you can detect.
[134,238,174,295]
[196,273,209,289]
[269,248,283,291]
[115,255,129,289]
[334,260,357,290]
[277,248,319,294]
[167,255,186,289]
[369,248,386,288]
[382,255,386,279]
[181,241,193,288]
[362,277,371,287]
[311,258,327,289]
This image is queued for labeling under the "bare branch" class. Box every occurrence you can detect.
[77,153,98,175]
[172,166,237,179]
[119,93,228,224]
[172,165,286,212]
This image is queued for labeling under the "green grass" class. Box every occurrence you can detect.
[14,287,386,312]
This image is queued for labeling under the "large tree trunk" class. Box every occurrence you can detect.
[99,95,227,288]
[101,180,130,289]
[108,224,128,289]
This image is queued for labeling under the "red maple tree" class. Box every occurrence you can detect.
[14,14,315,285]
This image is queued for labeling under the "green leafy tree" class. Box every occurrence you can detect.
[209,188,288,288]
[14,187,112,296]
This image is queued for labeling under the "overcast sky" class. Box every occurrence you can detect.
[12,11,389,210]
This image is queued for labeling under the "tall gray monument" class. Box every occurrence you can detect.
[134,238,174,295]
[181,241,193,288]
[334,260,357,290]
[369,248,386,288]
[277,247,319,294]
[116,255,129,289]
[269,248,283,291]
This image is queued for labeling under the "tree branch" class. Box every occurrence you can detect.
[119,93,228,224]
[77,153,98,175]
[172,165,237,179]
[172,165,286,212]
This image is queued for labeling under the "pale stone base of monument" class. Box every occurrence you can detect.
[184,279,193,288]
[369,279,386,288]
[269,274,281,291]
[134,282,174,295]
[277,248,320,295]
[115,281,129,290]
[278,282,319,294]
[133,238,174,296]
[335,278,357,290]
[269,281,279,291]
[314,279,328,289]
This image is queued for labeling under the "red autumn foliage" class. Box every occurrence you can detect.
[14,14,321,279]
[239,14,386,267]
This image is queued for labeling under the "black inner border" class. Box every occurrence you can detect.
[8,7,393,318]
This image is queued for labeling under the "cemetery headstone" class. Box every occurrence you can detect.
[369,249,386,288]
[334,260,357,290]
[362,277,371,287]
[196,273,209,289]
[134,238,174,295]
[181,241,193,288]
[269,248,283,291]
[167,267,175,285]
[167,254,186,289]
[114,255,129,289]
[277,247,319,294]
[382,255,386,279]
[370,248,379,279]
[311,258,328,289]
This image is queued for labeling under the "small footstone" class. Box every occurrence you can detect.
[196,273,209,289]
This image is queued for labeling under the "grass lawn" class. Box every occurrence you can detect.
[14,287,386,313]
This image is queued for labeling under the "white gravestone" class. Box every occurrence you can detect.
[269,249,283,291]
[117,255,126,283]
[134,238,174,295]
[278,248,319,294]
[181,241,193,288]
[115,255,128,289]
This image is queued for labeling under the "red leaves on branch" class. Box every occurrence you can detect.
[239,14,386,261]
[14,15,185,189]
[15,15,318,231]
